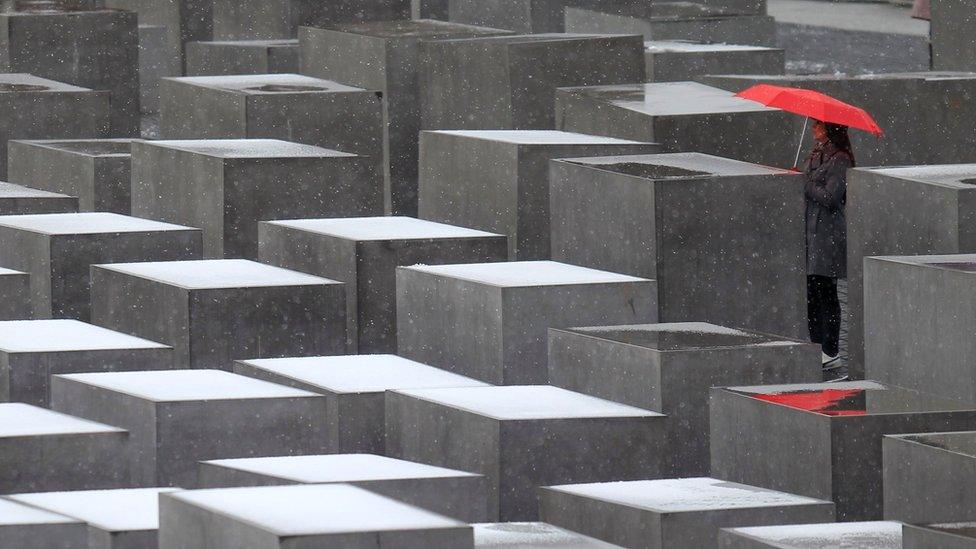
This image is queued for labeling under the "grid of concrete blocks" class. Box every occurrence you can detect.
[0,0,972,547]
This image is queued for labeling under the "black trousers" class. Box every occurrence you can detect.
[807,275,840,357]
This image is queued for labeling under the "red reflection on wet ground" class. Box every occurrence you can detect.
[751,389,867,416]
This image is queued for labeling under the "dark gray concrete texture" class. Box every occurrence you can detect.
[539,477,835,549]
[412,0,448,19]
[0,319,173,407]
[417,130,658,260]
[931,0,976,71]
[903,523,976,549]
[385,385,665,521]
[50,369,331,488]
[7,139,133,214]
[710,381,976,521]
[644,40,785,82]
[564,4,777,45]
[718,521,903,548]
[103,0,213,69]
[0,212,202,321]
[863,255,976,402]
[299,20,514,216]
[186,39,298,76]
[258,217,508,353]
[846,166,976,380]
[129,139,382,259]
[0,181,77,215]
[547,322,821,475]
[447,0,650,33]
[90,259,347,370]
[197,453,490,522]
[776,22,929,75]
[210,0,411,40]
[549,153,807,338]
[0,9,140,136]
[0,267,29,320]
[0,498,87,549]
[396,261,657,385]
[473,522,621,547]
[0,74,111,178]
[138,24,177,115]
[555,82,798,168]
[420,33,646,131]
[884,431,976,524]
[0,403,130,494]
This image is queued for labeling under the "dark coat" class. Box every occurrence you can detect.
[804,141,851,278]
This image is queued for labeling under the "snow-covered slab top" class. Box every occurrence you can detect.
[566,322,802,351]
[439,33,616,45]
[729,381,886,395]
[725,521,902,548]
[0,181,72,199]
[0,403,124,438]
[166,484,466,536]
[204,453,481,483]
[868,164,976,188]
[395,385,661,420]
[548,478,829,513]
[266,216,502,241]
[169,73,365,94]
[56,370,320,403]
[237,354,490,393]
[891,431,976,457]
[203,39,298,47]
[866,253,976,269]
[0,499,80,526]
[329,18,512,39]
[17,138,132,157]
[0,212,195,235]
[560,152,790,177]
[473,522,618,548]
[402,261,648,287]
[95,259,338,290]
[645,40,777,53]
[0,73,92,93]
[142,139,356,159]
[9,488,180,532]
[430,130,648,146]
[0,319,169,353]
[563,82,781,116]
[0,267,25,276]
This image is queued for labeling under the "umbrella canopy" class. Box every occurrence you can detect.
[735,84,884,136]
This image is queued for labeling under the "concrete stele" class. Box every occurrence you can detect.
[0,403,123,438]
[403,261,648,288]
[723,521,903,548]
[0,212,193,235]
[0,319,169,353]
[266,216,500,241]
[93,259,335,290]
[202,453,480,484]
[8,488,180,532]
[54,370,318,402]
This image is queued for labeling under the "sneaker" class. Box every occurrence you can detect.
[825,373,850,382]
[822,352,841,369]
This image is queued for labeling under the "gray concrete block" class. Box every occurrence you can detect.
[644,40,784,82]
[8,487,181,549]
[539,477,835,549]
[447,0,652,33]
[103,0,213,69]
[386,385,665,521]
[396,261,657,385]
[564,5,776,45]
[420,34,646,131]
[418,131,658,260]
[233,354,488,453]
[554,82,797,168]
[0,403,129,494]
[258,217,507,353]
[0,319,172,407]
[931,0,976,72]
[549,153,806,337]
[0,212,202,321]
[90,259,347,370]
[50,369,331,488]
[473,522,619,547]
[7,140,133,214]
[0,268,29,320]
[0,182,77,215]
[864,255,976,402]
[548,322,821,475]
[412,0,448,19]
[138,24,180,115]
[709,381,976,521]
[0,499,86,549]
[718,521,902,549]
[186,39,298,76]
[130,139,382,259]
[211,0,410,40]
[158,484,474,548]
[883,431,976,524]
[0,9,140,136]
[903,523,976,549]
[197,453,490,522]
[300,20,513,216]
[0,74,111,178]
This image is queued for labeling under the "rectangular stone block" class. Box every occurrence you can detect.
[0,74,110,178]
[555,82,797,167]
[138,24,178,115]
[159,484,473,548]
[300,20,513,215]
[418,131,658,260]
[883,431,976,524]
[103,0,213,69]
[718,521,902,548]
[644,40,784,82]
[8,140,133,214]
[386,385,665,521]
[564,5,776,45]
[50,370,331,487]
[420,33,645,131]
[0,212,202,320]
[903,523,976,549]
[186,39,298,76]
[0,319,172,407]
[931,0,975,71]
[198,453,490,522]
[211,0,410,40]
[413,0,448,19]
[548,322,820,475]
[446,0,651,33]
[0,268,29,320]
[550,153,806,337]
[709,381,976,521]
[9,488,180,549]
[473,522,618,547]
[0,182,77,215]
[130,139,382,259]
[397,261,657,385]
[539,478,835,549]
[0,499,86,549]
[90,259,347,370]
[847,168,976,379]
[259,217,506,353]
[0,403,129,494]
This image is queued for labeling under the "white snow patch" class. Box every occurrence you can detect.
[56,370,319,402]
[145,139,354,159]
[572,322,753,337]
[9,488,180,532]
[0,212,194,235]
[730,380,886,394]
[0,403,123,438]
[0,319,169,353]
[0,499,79,526]
[403,261,648,287]
[755,340,804,347]
[0,73,91,92]
[573,82,780,116]
[871,164,976,186]
[0,182,71,199]
[267,216,502,241]
[0,267,24,275]
[563,152,790,176]
[171,73,363,93]
[96,259,337,289]
[645,40,775,53]
[728,521,902,548]
[430,130,648,145]
[473,522,616,547]
[204,454,480,483]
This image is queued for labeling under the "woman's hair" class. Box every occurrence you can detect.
[818,120,856,167]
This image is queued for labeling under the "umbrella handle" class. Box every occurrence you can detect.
[793,117,809,170]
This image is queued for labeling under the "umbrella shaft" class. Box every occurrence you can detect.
[794,117,809,169]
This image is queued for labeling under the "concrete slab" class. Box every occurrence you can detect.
[0,268,29,320]
[718,521,902,548]
[446,0,650,33]
[138,24,177,115]
[186,39,298,76]
[931,0,976,71]
[473,522,619,547]
[903,523,976,549]
[644,40,784,82]
[564,4,776,45]
[102,0,212,70]
[211,0,410,39]
[0,498,86,549]
[884,431,976,524]
[0,182,77,216]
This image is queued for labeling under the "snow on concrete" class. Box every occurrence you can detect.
[9,488,180,532]
[730,381,886,394]
[395,385,662,420]
[237,354,489,394]
[572,322,753,337]
[0,499,79,526]
[144,139,355,159]
[96,259,337,290]
[0,403,123,438]
[473,522,617,547]
[203,453,480,483]
[267,216,502,241]
[0,182,71,199]
[170,73,363,94]
[870,164,976,187]
[579,82,780,116]
[404,261,648,287]
[563,152,790,176]
[56,370,319,403]
[431,130,648,145]
[0,212,194,235]
[727,521,902,548]
[0,267,24,275]
[645,40,776,53]
[0,73,92,92]
[0,319,169,353]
